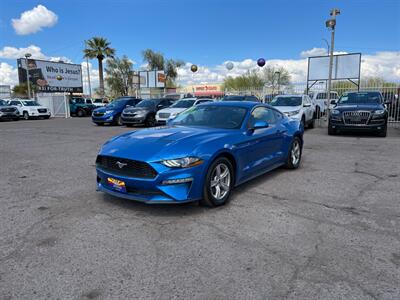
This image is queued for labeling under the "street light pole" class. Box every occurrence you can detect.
[326,8,340,120]
[25,53,32,99]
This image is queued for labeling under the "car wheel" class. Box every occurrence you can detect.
[114,115,123,126]
[328,123,336,135]
[378,124,387,137]
[13,118,19,121]
[96,123,104,126]
[308,118,315,129]
[200,157,234,207]
[77,109,85,117]
[125,124,133,127]
[44,116,50,119]
[23,111,29,120]
[284,137,302,169]
[145,115,156,127]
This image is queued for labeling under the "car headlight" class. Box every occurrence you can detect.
[105,110,114,114]
[374,110,385,115]
[161,157,203,168]
[285,110,300,117]
[331,109,340,115]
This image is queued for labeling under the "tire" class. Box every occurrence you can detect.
[145,114,156,127]
[300,116,305,129]
[96,123,104,126]
[284,137,302,169]
[13,118,19,121]
[23,111,29,120]
[378,124,387,137]
[328,123,336,135]
[308,118,315,129]
[114,115,123,126]
[77,109,85,117]
[200,157,234,207]
[44,116,50,119]
[125,124,133,127]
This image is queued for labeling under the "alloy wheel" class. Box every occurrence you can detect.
[210,163,231,200]
[291,140,301,165]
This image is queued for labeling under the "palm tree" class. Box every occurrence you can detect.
[83,37,115,97]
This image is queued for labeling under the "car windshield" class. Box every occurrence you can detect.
[72,98,85,104]
[270,96,302,106]
[106,98,129,108]
[136,99,157,108]
[171,105,247,129]
[94,99,103,103]
[170,100,195,108]
[22,101,40,106]
[222,95,245,101]
[338,92,382,104]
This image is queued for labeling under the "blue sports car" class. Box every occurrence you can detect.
[96,101,304,206]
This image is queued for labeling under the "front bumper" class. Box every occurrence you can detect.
[121,115,146,125]
[28,111,51,118]
[329,116,386,131]
[92,114,114,123]
[0,113,19,119]
[96,162,206,204]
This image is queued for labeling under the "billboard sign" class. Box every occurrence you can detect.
[308,53,361,81]
[139,70,165,88]
[17,58,83,93]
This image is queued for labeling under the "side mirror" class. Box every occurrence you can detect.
[303,103,311,107]
[330,99,337,105]
[253,120,269,129]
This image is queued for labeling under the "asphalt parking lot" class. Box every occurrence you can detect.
[1,118,400,299]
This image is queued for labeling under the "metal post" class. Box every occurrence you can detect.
[25,55,31,99]
[277,72,281,95]
[326,9,340,120]
[86,57,92,98]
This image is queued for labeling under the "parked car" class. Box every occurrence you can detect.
[328,91,388,137]
[8,99,51,120]
[92,96,141,126]
[270,94,315,128]
[95,101,304,206]
[156,98,213,124]
[69,97,95,117]
[309,91,339,117]
[0,99,20,121]
[222,95,260,102]
[86,98,107,107]
[121,98,174,127]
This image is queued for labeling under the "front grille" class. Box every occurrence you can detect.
[0,107,16,113]
[93,112,105,117]
[38,108,47,113]
[122,113,135,118]
[159,113,170,119]
[96,155,157,179]
[343,111,371,125]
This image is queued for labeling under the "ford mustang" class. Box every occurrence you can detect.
[96,102,304,206]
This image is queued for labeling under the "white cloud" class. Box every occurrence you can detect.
[12,5,58,35]
[0,62,18,86]
[81,61,99,94]
[0,45,71,63]
[300,47,328,58]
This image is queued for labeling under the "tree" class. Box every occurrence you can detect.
[261,66,291,92]
[12,83,37,98]
[83,37,115,98]
[141,49,184,88]
[223,69,264,90]
[105,56,135,97]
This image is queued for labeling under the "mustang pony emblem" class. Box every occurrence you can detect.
[116,161,127,169]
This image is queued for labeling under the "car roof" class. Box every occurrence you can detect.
[200,101,260,108]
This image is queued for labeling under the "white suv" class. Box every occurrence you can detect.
[309,91,339,117]
[9,99,51,120]
[270,94,315,128]
[156,98,213,124]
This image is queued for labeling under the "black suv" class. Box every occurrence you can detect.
[121,98,174,127]
[222,95,260,102]
[329,91,388,137]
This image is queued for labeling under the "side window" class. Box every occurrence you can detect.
[198,100,210,104]
[248,107,277,128]
[10,101,19,105]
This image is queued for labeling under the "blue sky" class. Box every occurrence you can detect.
[0,0,399,87]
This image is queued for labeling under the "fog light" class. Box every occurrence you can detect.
[162,178,193,185]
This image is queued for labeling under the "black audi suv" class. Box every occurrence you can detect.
[328,91,388,137]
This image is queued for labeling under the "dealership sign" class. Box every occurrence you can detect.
[17,58,83,93]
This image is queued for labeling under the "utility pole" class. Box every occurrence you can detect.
[326,8,340,120]
[24,53,32,99]
[86,57,92,98]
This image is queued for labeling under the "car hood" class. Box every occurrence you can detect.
[124,107,152,114]
[99,126,233,162]
[157,108,186,115]
[272,106,302,113]
[334,104,385,112]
